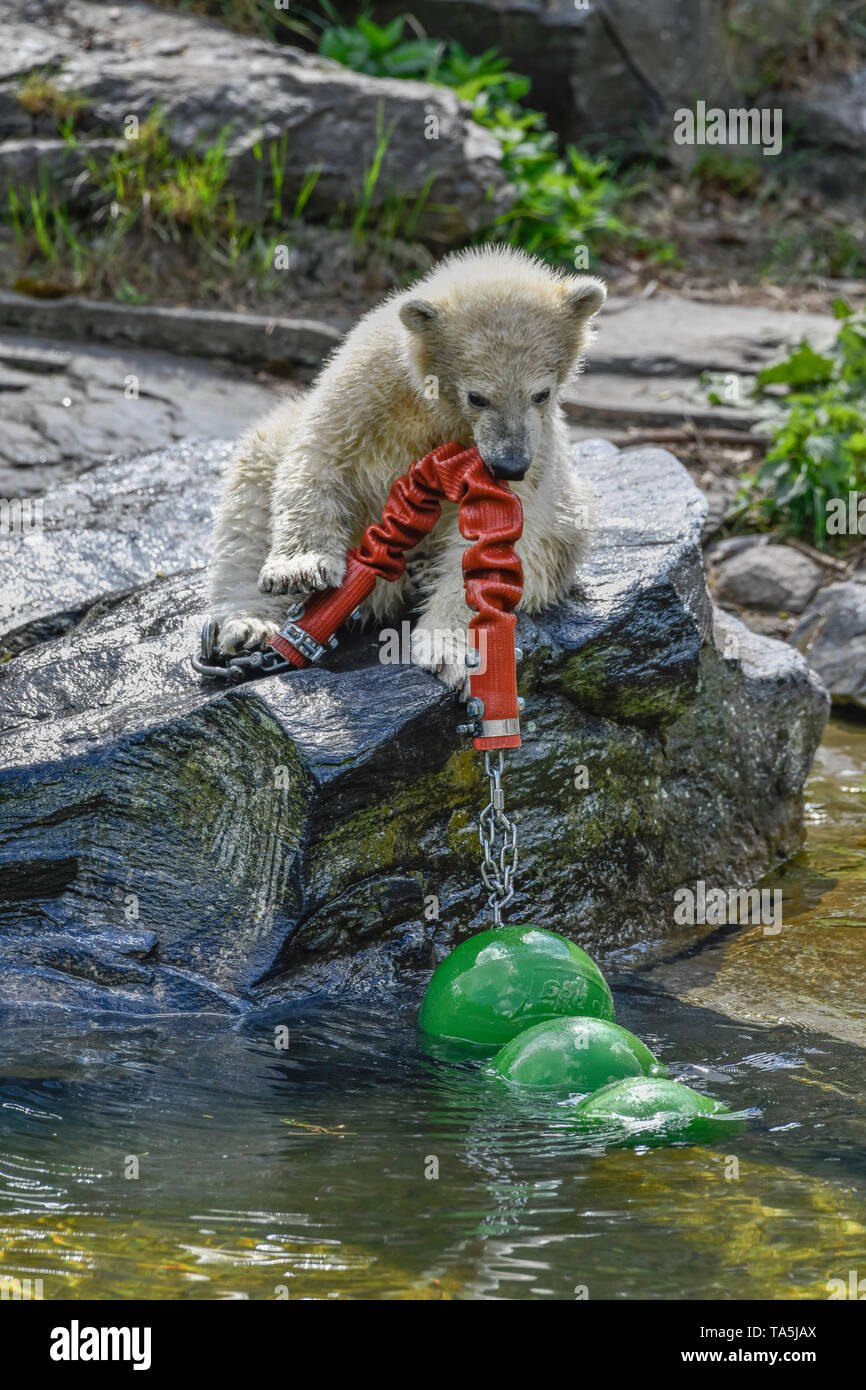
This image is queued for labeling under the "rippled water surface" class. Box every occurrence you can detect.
[2,719,865,1300]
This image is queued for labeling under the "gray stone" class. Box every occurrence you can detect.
[592,296,837,378]
[0,331,279,498]
[1,0,513,243]
[565,296,837,435]
[784,69,866,155]
[705,535,769,565]
[0,438,828,1013]
[564,369,757,432]
[790,581,866,709]
[714,544,823,613]
[0,295,342,379]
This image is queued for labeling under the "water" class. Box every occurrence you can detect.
[2,719,865,1301]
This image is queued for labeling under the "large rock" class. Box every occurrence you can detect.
[0,438,829,1013]
[0,0,512,242]
[589,296,838,378]
[790,581,866,709]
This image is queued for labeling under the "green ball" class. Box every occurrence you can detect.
[488,1017,667,1090]
[573,1076,740,1142]
[418,926,614,1050]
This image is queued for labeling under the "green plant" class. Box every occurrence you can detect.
[737,301,866,547]
[292,166,322,222]
[5,107,276,301]
[16,69,89,124]
[350,101,396,244]
[319,12,444,78]
[310,10,648,268]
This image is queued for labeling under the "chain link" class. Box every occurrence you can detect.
[478,750,518,927]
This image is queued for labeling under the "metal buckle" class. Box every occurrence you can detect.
[276,619,330,664]
[191,621,296,684]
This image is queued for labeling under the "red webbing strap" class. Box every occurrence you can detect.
[268,443,524,748]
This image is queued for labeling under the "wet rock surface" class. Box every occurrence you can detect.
[640,721,866,1047]
[0,438,829,1013]
[0,438,234,657]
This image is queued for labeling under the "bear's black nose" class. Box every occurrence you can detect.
[489,450,531,482]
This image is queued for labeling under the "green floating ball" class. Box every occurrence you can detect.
[418,926,614,1051]
[488,1017,667,1091]
[573,1076,743,1144]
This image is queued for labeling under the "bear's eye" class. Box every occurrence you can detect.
[467,391,489,409]
[532,388,551,405]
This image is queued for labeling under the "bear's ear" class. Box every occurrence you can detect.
[564,276,606,324]
[399,299,440,335]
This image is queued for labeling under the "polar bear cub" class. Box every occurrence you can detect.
[207,245,605,692]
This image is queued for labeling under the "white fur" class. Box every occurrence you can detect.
[208,246,605,693]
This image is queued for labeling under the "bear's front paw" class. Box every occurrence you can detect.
[258,551,346,595]
[410,626,471,700]
[216,616,279,656]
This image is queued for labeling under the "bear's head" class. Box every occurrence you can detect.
[398,248,605,482]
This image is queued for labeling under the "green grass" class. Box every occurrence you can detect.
[152,0,294,38]
[13,3,668,291]
[4,94,435,306]
[6,108,279,300]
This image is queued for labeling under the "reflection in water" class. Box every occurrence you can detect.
[1,720,866,1300]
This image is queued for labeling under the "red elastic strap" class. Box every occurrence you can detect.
[268,443,523,749]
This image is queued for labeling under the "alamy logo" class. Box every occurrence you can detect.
[379,621,487,672]
[673,881,782,932]
[673,101,782,156]
[827,1270,866,1299]
[49,1320,152,1371]
[827,492,866,535]
[0,1276,43,1299]
[0,497,43,537]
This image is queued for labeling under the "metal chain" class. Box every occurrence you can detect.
[478,750,518,927]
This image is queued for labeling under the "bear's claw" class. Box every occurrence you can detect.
[258,551,346,596]
[216,616,280,656]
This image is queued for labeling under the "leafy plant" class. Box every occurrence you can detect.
[737,301,866,547]
[691,149,762,198]
[320,13,444,78]
[311,10,649,268]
